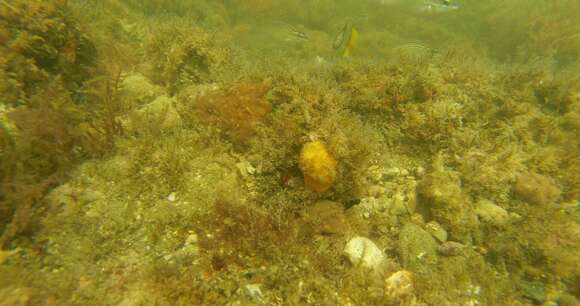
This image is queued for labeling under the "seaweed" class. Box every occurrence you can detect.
[194,79,272,146]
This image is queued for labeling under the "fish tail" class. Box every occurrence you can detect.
[342,28,359,58]
[342,49,351,57]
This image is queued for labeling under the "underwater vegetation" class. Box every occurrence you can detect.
[193,79,272,146]
[0,0,579,305]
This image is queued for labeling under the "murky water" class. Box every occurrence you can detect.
[0,1,578,305]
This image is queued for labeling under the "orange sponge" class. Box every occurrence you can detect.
[299,141,337,193]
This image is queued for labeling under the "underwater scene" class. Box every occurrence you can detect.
[0,0,579,305]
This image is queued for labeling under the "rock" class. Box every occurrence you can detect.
[384,167,403,178]
[416,163,474,240]
[513,173,561,205]
[437,241,465,256]
[425,221,448,242]
[129,95,182,131]
[244,283,264,302]
[307,200,348,235]
[398,223,438,271]
[366,185,386,198]
[475,199,509,226]
[121,73,164,106]
[167,192,177,202]
[391,192,411,216]
[344,236,385,270]
[521,280,546,304]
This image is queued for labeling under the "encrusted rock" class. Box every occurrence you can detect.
[425,221,448,243]
[475,199,509,226]
[398,223,438,270]
[437,241,465,256]
[127,95,182,131]
[121,73,164,106]
[307,200,348,235]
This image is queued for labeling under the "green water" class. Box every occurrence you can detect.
[0,1,578,305]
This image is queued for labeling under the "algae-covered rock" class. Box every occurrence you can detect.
[127,95,182,132]
[437,241,465,257]
[398,223,438,272]
[475,198,509,226]
[521,280,547,304]
[514,173,561,205]
[425,221,448,243]
[306,200,348,235]
[121,73,164,107]
[417,156,478,242]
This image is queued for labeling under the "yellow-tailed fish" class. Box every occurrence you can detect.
[333,22,359,58]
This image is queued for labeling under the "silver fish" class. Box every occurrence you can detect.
[286,24,309,40]
[420,0,460,13]
[333,22,353,50]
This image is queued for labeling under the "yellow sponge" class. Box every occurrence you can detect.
[299,141,337,193]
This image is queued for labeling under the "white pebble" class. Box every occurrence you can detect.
[245,283,263,302]
[344,236,385,270]
[167,192,177,202]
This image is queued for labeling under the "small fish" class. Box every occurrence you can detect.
[333,22,359,58]
[287,24,308,40]
[277,22,309,41]
[421,0,460,13]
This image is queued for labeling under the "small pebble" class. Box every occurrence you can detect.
[167,192,177,202]
[245,283,263,302]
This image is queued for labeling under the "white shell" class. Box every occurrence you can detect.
[343,236,385,270]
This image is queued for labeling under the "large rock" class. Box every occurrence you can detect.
[398,223,438,271]
[126,95,182,132]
